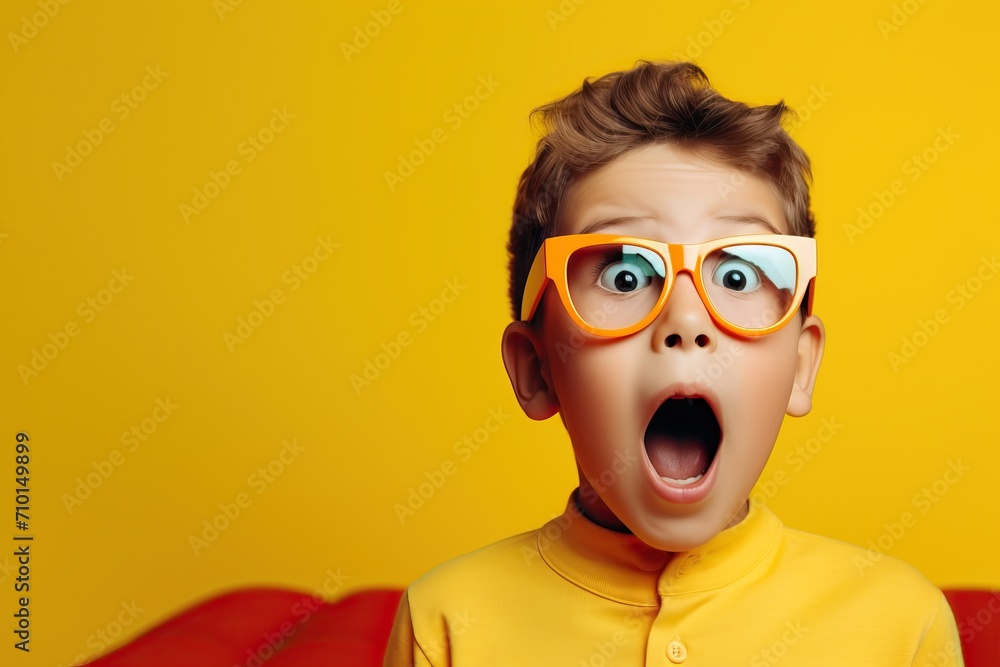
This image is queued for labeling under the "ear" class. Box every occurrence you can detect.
[501,320,560,420]
[786,314,825,417]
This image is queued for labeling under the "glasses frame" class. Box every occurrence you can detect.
[520,233,817,338]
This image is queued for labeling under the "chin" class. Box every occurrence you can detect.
[625,503,734,553]
[625,498,746,552]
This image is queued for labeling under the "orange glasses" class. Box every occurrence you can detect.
[520,234,816,337]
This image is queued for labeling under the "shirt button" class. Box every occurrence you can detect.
[666,638,687,663]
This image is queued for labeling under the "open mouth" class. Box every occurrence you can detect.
[644,397,721,486]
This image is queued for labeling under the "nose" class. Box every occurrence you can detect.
[650,272,717,352]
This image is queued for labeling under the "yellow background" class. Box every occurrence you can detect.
[1,0,997,664]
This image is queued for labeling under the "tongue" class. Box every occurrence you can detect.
[645,433,709,480]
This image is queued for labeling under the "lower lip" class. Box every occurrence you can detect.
[642,440,721,504]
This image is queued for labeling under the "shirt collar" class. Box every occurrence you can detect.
[536,488,783,606]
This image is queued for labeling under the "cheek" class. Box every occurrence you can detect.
[550,345,638,432]
[542,330,643,460]
[541,303,615,421]
[723,334,800,440]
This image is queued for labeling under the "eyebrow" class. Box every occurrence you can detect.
[578,216,650,235]
[578,214,782,236]
[716,214,782,235]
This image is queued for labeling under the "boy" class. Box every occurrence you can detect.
[384,60,963,665]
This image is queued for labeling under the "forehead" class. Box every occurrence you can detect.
[558,143,789,240]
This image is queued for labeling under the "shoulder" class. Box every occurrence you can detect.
[396,527,546,654]
[406,527,541,610]
[774,523,946,609]
[771,525,963,662]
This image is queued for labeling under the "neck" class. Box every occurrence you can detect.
[574,481,631,533]
[574,479,752,535]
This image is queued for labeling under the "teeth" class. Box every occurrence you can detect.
[661,473,704,486]
[685,397,695,406]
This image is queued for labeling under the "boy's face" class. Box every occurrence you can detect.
[502,142,824,552]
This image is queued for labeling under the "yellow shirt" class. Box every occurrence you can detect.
[384,490,963,666]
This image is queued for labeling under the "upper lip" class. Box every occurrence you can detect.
[643,382,722,432]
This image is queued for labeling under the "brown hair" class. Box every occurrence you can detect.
[506,60,816,321]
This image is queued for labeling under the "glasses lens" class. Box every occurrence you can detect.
[567,244,666,330]
[703,244,797,329]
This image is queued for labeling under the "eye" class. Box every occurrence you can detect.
[598,259,654,294]
[712,258,761,292]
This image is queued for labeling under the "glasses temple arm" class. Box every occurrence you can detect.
[520,249,548,321]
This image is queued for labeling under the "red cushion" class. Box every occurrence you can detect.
[85,586,999,666]
[266,588,405,666]
[942,589,1000,667]
[84,588,403,667]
